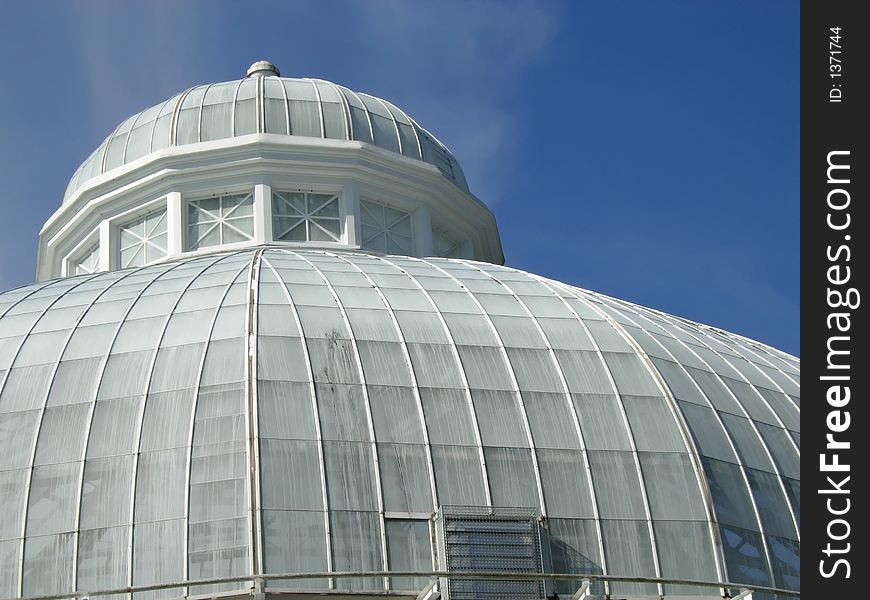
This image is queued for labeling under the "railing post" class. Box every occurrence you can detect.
[251,577,265,600]
[571,578,592,600]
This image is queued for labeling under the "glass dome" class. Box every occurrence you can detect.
[63,71,468,205]
[0,248,800,599]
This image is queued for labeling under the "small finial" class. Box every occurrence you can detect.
[246,60,280,78]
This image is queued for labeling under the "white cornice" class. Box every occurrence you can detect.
[37,136,504,281]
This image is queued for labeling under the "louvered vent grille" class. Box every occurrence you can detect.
[436,506,546,600]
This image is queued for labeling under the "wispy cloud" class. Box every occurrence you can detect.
[348,0,558,203]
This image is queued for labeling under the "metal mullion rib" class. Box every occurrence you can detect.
[285,249,390,591]
[68,265,169,593]
[327,82,352,140]
[305,79,326,139]
[343,88,374,143]
[418,258,546,516]
[169,87,195,146]
[126,253,239,596]
[328,252,439,512]
[276,76,290,135]
[181,260,252,596]
[464,266,610,594]
[700,325,801,414]
[231,79,245,137]
[244,249,265,579]
[375,256,492,508]
[559,284,776,590]
[148,97,174,154]
[9,273,104,597]
[121,109,147,165]
[262,255,335,589]
[561,289,737,589]
[197,84,214,143]
[533,279,665,596]
[633,304,801,448]
[366,95,403,155]
[609,300,802,574]
[256,76,265,134]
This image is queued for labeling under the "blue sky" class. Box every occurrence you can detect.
[0,1,799,354]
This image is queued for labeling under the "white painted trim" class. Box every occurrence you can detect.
[412,206,433,258]
[254,183,272,244]
[39,136,503,280]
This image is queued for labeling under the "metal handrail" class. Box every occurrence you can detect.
[9,570,800,600]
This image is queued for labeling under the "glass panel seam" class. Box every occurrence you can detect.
[125,253,239,592]
[375,257,492,508]
[620,302,801,539]
[196,84,214,144]
[169,87,196,147]
[244,249,264,580]
[305,78,326,139]
[459,262,609,590]
[416,259,546,515]
[554,280,779,589]
[527,276,666,595]
[283,250,390,590]
[121,109,147,166]
[327,252,438,511]
[69,262,186,593]
[552,284,737,588]
[6,272,103,596]
[180,260,251,595]
[262,256,334,588]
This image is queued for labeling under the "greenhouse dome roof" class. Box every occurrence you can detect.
[0,247,800,599]
[62,62,468,205]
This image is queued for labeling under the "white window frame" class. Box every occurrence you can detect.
[184,188,257,252]
[63,233,101,276]
[359,197,417,256]
[271,189,343,244]
[116,206,170,269]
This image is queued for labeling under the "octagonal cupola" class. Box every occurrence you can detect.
[36,61,503,281]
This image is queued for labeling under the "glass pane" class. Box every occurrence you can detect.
[385,519,432,590]
[258,380,316,440]
[587,451,647,519]
[132,519,185,599]
[330,511,383,590]
[483,446,539,508]
[654,520,718,596]
[323,441,378,511]
[602,352,661,396]
[431,445,487,506]
[80,455,134,529]
[548,519,604,596]
[260,438,323,511]
[316,383,370,442]
[22,532,75,596]
[368,385,424,443]
[378,443,433,513]
[553,350,613,394]
[701,457,760,531]
[622,395,685,452]
[419,387,477,446]
[720,524,771,587]
[77,526,129,594]
[638,452,706,521]
[262,510,327,590]
[572,393,632,451]
[522,391,581,450]
[537,449,594,518]
[600,520,657,596]
[26,462,79,536]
